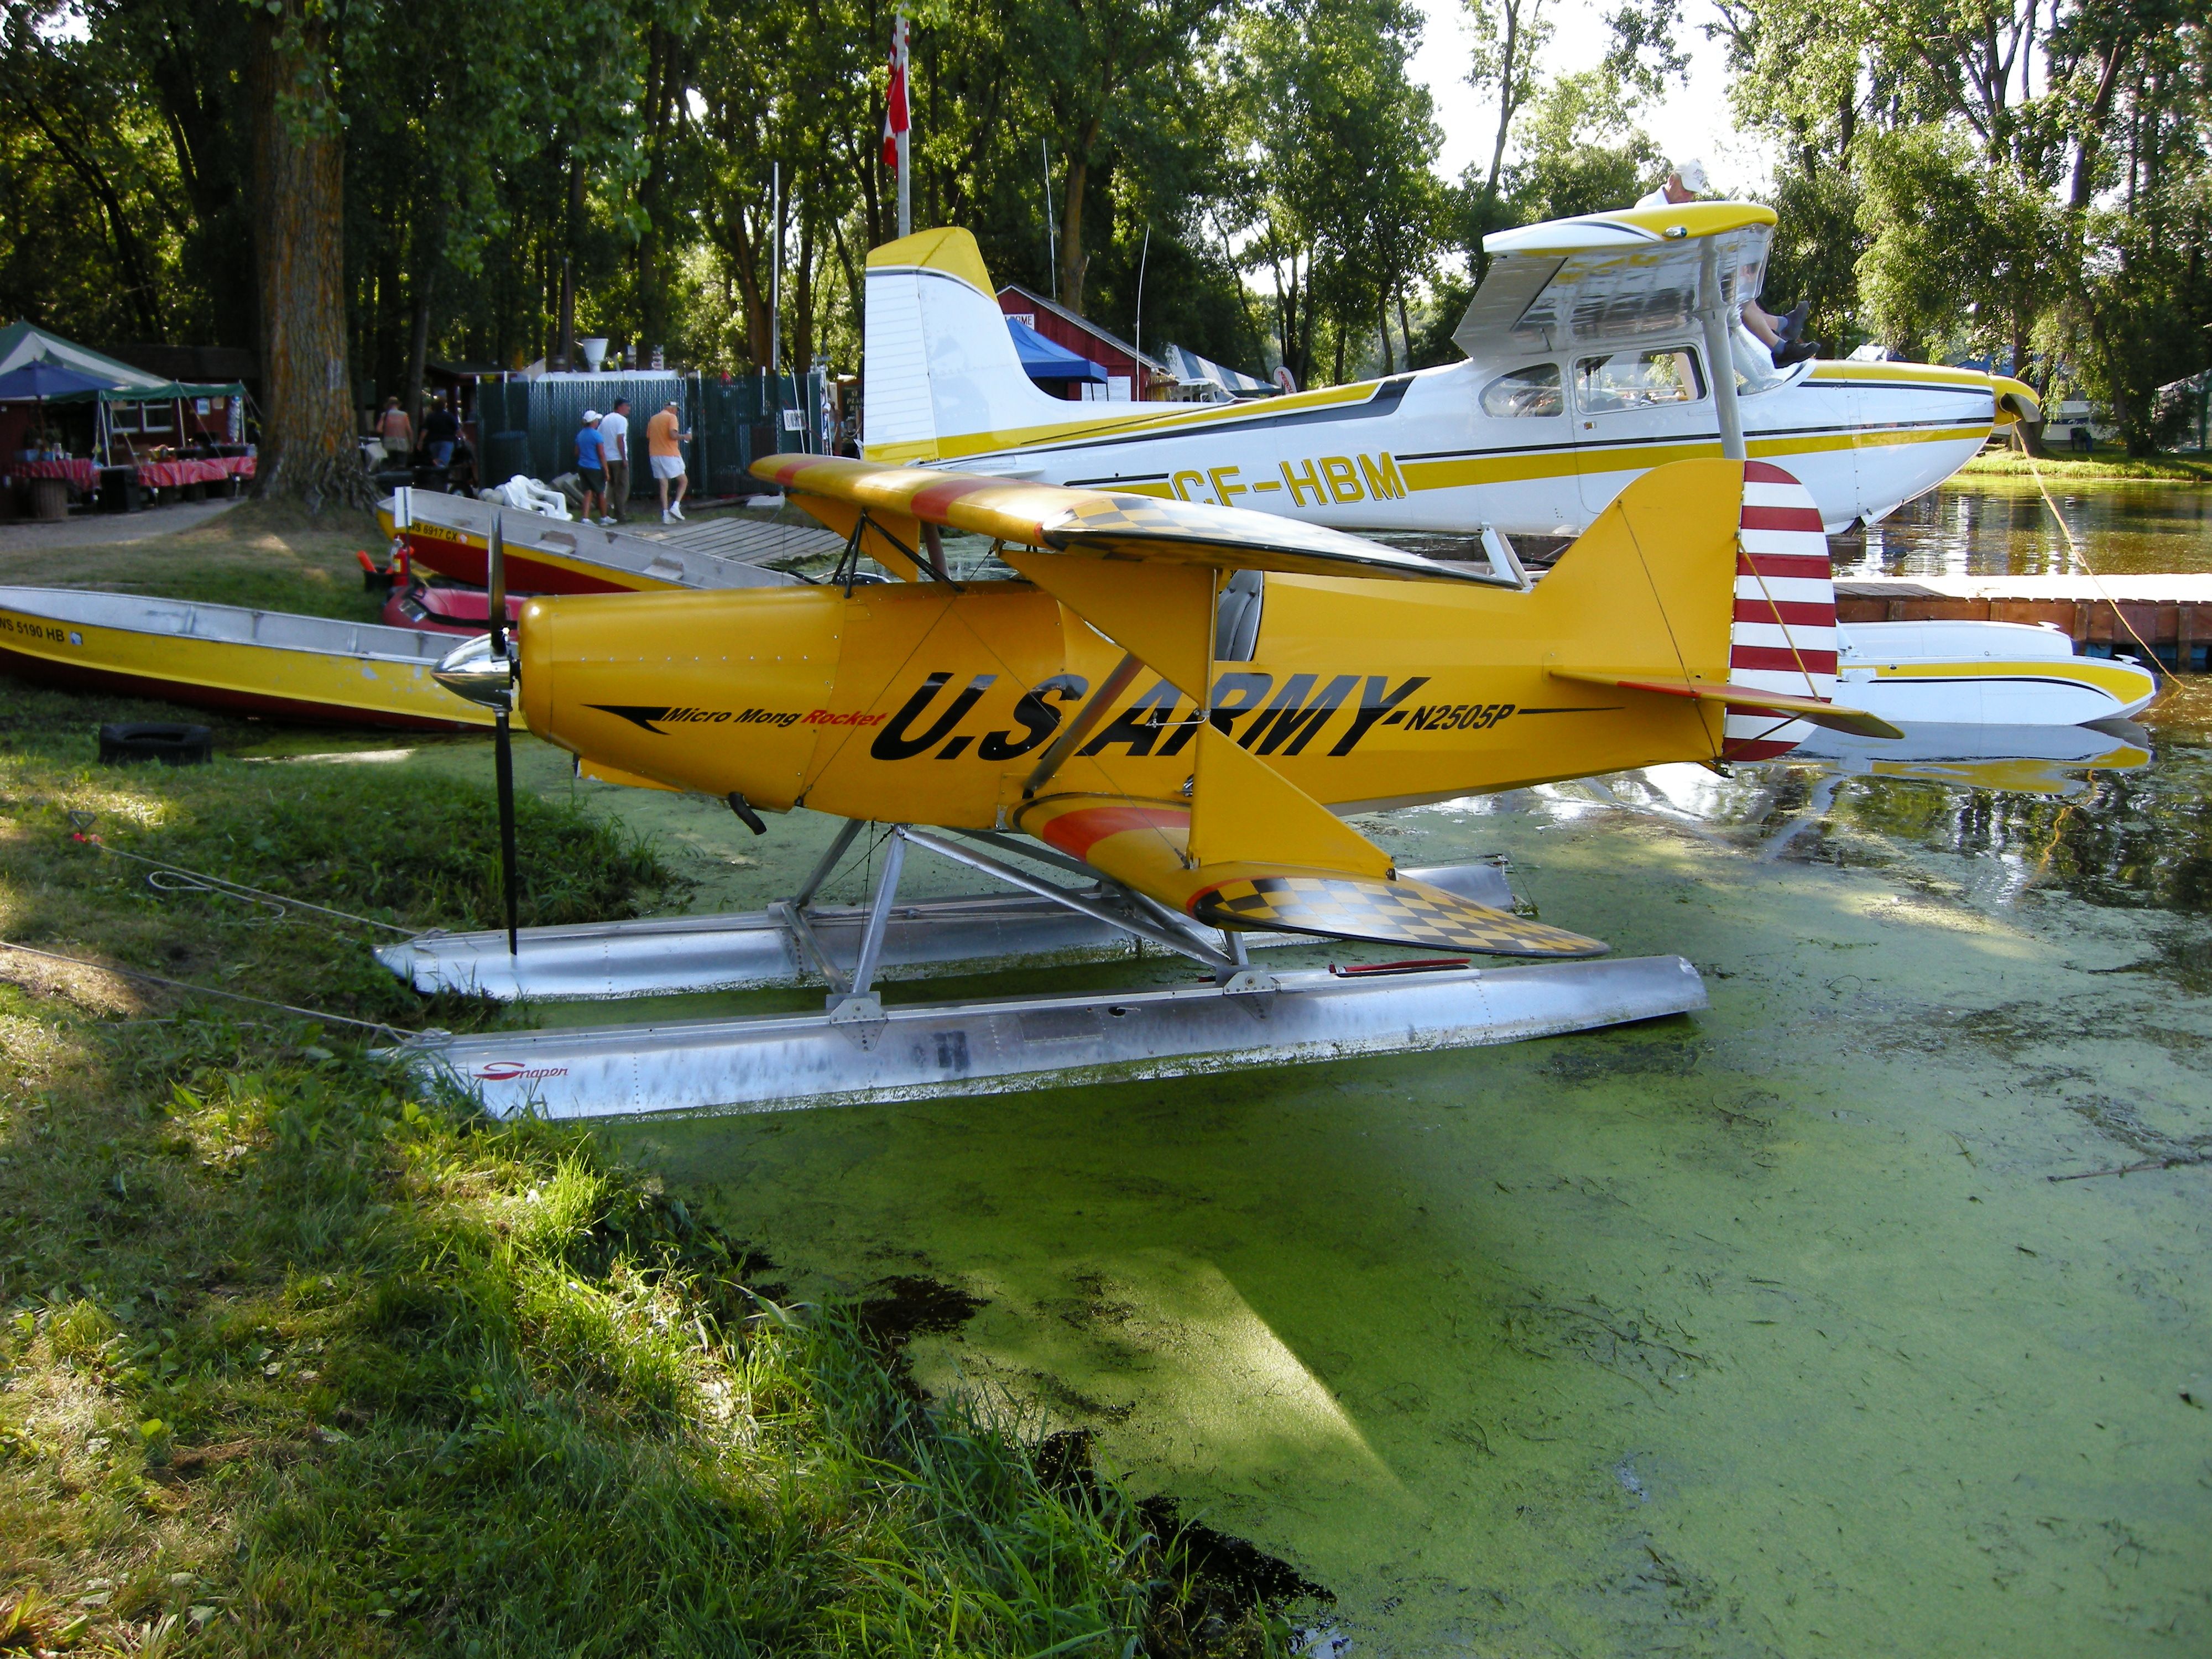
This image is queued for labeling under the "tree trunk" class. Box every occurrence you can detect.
[403,271,434,440]
[1059,119,1101,315]
[247,2,361,505]
[1377,288,1394,374]
[792,208,817,374]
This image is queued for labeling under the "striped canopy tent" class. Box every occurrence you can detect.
[0,319,247,463]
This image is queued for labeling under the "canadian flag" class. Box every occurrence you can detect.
[881,16,909,169]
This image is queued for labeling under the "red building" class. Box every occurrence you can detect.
[996,286,1168,401]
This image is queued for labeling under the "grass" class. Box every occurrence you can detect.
[1960,446,2211,483]
[0,676,1293,1657]
[0,500,390,622]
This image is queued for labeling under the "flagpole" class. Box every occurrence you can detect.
[770,160,782,375]
[895,14,911,239]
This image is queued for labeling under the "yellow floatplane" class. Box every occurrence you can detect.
[383,452,1896,1117]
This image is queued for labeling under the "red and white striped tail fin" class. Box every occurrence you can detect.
[1725,461,1838,760]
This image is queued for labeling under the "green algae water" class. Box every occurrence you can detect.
[288,480,2212,1655]
[598,702,2212,1656]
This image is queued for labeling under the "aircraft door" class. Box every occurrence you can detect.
[1469,361,1579,533]
[1572,344,1712,519]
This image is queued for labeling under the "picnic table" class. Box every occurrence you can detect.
[135,455,255,488]
[11,457,100,491]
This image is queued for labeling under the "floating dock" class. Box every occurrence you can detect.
[1834,574,2212,671]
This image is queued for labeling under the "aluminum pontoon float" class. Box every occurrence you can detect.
[378,824,1707,1119]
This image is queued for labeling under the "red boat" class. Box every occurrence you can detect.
[380,580,525,637]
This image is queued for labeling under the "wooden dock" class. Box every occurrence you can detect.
[630,515,842,565]
[1834,573,2212,671]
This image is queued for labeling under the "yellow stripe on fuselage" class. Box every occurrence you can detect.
[1866,659,2151,698]
[1398,424,1989,494]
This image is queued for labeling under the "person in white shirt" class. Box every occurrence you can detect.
[1637,160,1816,366]
[597,398,630,525]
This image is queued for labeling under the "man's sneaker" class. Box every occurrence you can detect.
[597,516,617,526]
[670,503,685,521]
[661,510,673,524]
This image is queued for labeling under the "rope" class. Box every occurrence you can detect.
[68,816,414,937]
[2011,425,2166,671]
[0,939,418,1040]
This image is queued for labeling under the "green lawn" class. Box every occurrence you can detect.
[1961,446,2211,483]
[0,666,1277,1652]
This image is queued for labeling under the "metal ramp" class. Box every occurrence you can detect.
[375,826,1707,1120]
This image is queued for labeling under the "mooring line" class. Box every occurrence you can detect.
[2012,425,2165,670]
[0,938,418,1039]
[68,814,414,937]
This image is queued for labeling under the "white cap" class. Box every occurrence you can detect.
[582,409,601,422]
[1673,159,1710,193]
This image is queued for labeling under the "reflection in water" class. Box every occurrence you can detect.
[1529,707,2212,915]
[1836,478,2212,578]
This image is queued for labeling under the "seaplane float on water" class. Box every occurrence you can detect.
[380,450,1897,1118]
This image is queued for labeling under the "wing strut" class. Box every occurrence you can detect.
[1025,651,1143,796]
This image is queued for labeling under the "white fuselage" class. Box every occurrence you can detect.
[899,353,1997,539]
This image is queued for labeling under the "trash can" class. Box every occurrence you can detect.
[26,477,69,520]
[98,467,142,512]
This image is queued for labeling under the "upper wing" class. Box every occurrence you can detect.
[1453,202,1777,362]
[751,453,1496,586]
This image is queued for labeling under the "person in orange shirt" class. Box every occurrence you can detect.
[646,399,692,522]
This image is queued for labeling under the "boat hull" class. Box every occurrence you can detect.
[0,587,498,730]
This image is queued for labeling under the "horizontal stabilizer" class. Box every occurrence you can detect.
[1548,668,1903,739]
[1192,872,1607,959]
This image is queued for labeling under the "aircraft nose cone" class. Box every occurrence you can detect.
[435,633,516,709]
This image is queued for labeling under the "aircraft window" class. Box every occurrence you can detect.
[1480,364,1563,418]
[1215,568,1264,662]
[1575,348,1706,413]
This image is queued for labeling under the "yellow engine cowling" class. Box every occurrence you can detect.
[517,587,843,808]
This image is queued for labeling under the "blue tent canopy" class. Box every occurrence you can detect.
[0,362,119,402]
[1006,316,1107,384]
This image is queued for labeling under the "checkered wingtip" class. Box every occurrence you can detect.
[1063,499,1187,536]
[1192,874,1607,959]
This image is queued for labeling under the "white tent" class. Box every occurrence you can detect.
[1156,342,1274,402]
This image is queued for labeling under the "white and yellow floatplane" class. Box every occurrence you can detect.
[857,211,2040,538]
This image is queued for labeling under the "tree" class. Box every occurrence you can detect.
[1018,0,1238,315]
[1503,69,1659,224]
[1463,0,1551,237]
[246,0,356,500]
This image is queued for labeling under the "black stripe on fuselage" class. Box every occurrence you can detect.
[1023,378,1417,481]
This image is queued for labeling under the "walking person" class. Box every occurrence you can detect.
[575,409,607,524]
[421,396,460,468]
[376,396,413,463]
[648,398,692,522]
[598,397,630,525]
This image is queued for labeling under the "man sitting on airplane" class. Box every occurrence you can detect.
[1638,161,1819,367]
